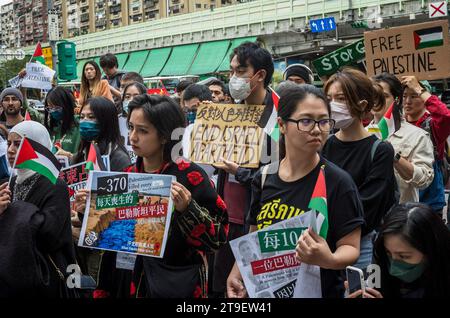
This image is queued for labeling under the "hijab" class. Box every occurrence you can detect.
[9,121,53,184]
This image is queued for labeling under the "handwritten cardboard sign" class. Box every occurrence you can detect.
[189,103,265,169]
[364,20,450,80]
[21,62,56,90]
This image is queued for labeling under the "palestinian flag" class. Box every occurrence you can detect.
[86,143,106,171]
[31,42,46,65]
[308,165,328,239]
[15,137,61,184]
[377,102,396,140]
[414,26,443,50]
[24,111,31,121]
[263,88,280,142]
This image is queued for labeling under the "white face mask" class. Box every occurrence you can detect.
[229,75,252,102]
[330,101,355,129]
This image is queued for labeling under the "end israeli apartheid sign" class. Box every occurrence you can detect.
[21,62,56,90]
[189,103,265,168]
[364,19,450,80]
[312,39,365,77]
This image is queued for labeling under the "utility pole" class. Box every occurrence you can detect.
[47,0,59,73]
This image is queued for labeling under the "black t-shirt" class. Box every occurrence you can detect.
[322,135,396,235]
[247,158,364,298]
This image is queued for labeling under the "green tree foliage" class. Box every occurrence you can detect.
[0,57,28,90]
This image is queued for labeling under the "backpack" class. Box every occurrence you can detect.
[420,117,450,186]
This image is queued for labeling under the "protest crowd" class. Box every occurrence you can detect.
[0,26,450,300]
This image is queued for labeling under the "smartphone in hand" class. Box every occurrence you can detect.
[346,266,365,297]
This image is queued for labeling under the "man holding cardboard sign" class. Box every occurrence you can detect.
[364,20,450,81]
[207,41,277,297]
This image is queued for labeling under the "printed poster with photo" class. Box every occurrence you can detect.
[59,155,110,209]
[230,211,323,298]
[78,171,175,258]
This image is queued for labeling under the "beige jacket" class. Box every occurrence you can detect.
[388,120,435,203]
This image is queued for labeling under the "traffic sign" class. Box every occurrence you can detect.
[309,17,336,33]
[42,46,53,69]
[429,1,448,18]
[48,11,60,41]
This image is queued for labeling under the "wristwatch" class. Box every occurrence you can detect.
[394,152,401,162]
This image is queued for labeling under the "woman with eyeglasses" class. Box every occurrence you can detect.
[322,68,397,271]
[227,84,364,298]
[44,86,81,158]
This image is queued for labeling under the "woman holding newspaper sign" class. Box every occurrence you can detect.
[87,94,228,298]
[227,85,364,298]
[72,97,131,292]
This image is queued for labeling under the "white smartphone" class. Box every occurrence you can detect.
[346,266,365,296]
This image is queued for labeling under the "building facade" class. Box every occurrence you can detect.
[0,2,15,48]
[61,0,244,38]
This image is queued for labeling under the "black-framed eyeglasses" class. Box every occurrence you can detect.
[285,118,335,133]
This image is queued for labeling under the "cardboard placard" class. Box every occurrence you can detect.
[364,20,450,80]
[189,103,265,169]
[313,39,365,77]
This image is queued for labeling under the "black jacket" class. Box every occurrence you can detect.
[0,176,77,297]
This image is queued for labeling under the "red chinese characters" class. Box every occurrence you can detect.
[250,253,300,275]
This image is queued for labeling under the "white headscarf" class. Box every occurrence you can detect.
[9,121,53,184]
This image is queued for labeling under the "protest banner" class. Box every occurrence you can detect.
[312,39,365,77]
[189,103,265,168]
[230,211,323,298]
[59,156,110,209]
[364,19,450,80]
[21,62,56,90]
[8,75,23,88]
[78,171,175,258]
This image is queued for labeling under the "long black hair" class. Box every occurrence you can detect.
[127,94,186,164]
[121,81,147,115]
[373,202,450,298]
[372,73,402,133]
[277,84,330,159]
[73,96,125,163]
[44,86,78,136]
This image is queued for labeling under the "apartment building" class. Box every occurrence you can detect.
[1,0,246,47]
[0,2,15,48]
[62,0,244,38]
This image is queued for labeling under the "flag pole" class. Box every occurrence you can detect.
[7,134,26,187]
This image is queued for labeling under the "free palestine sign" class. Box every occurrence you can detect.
[364,20,450,80]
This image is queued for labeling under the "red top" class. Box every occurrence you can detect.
[408,95,450,160]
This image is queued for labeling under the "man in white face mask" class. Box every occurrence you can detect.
[211,41,276,298]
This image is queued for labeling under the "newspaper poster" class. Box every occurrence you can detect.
[230,211,323,298]
[189,103,265,169]
[21,62,56,90]
[78,171,175,258]
[59,156,110,209]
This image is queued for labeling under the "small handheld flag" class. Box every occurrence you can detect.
[12,137,62,184]
[86,143,106,171]
[263,87,280,142]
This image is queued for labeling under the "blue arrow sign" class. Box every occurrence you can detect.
[310,17,336,33]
